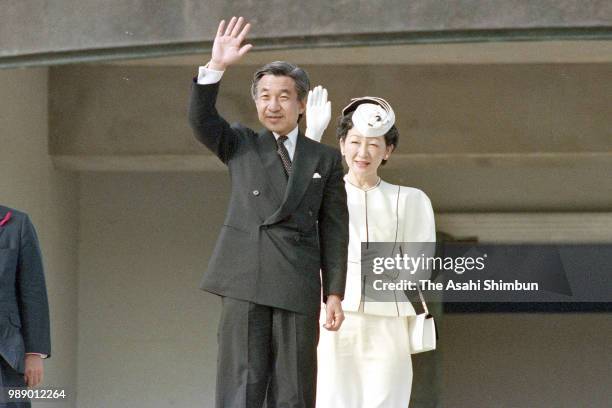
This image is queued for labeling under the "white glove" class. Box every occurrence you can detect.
[305,85,331,142]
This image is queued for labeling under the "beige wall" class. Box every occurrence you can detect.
[0,67,79,407]
[50,64,612,156]
[76,173,228,407]
[440,313,611,407]
[48,63,612,212]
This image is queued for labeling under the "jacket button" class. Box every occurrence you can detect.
[252,190,260,196]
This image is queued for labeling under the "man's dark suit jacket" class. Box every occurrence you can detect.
[0,206,51,374]
[189,81,349,316]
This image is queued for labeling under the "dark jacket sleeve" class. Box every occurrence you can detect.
[17,215,51,357]
[318,150,349,302]
[188,80,242,164]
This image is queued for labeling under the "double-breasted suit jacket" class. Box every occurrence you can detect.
[0,206,51,374]
[188,81,349,316]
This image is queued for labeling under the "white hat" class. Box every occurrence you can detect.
[341,96,395,138]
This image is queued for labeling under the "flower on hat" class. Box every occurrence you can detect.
[352,103,395,137]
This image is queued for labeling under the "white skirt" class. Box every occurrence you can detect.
[316,310,413,408]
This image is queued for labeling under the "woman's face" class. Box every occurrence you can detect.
[339,127,394,178]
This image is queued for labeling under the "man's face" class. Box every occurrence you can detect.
[254,74,305,136]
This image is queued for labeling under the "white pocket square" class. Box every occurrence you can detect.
[312,172,321,179]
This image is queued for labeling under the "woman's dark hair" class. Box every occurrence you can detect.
[336,112,399,166]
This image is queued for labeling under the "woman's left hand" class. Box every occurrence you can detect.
[305,85,331,142]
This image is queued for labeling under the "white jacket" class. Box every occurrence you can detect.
[342,177,436,316]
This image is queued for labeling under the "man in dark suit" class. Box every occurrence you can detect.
[188,17,349,408]
[0,206,51,407]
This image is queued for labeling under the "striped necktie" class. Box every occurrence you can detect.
[276,135,292,177]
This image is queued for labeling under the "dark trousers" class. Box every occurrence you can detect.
[215,297,319,408]
[0,357,29,408]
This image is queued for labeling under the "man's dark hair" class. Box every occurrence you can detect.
[250,61,310,101]
[336,112,399,166]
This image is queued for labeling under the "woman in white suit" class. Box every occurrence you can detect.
[305,90,436,407]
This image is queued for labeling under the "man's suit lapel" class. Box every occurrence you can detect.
[255,130,288,206]
[264,134,318,226]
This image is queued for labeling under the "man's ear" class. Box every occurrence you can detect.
[298,98,306,115]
